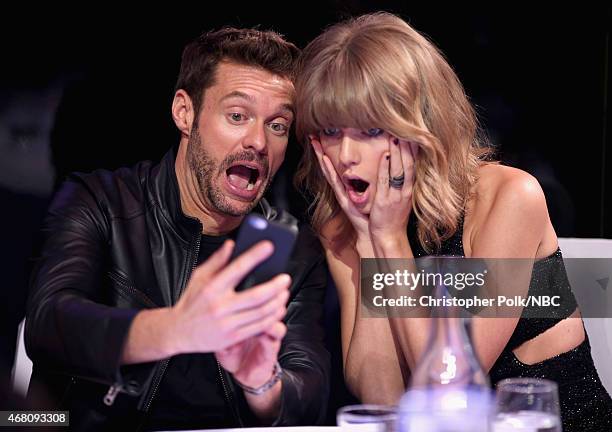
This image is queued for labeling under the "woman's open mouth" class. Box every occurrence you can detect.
[225,163,264,200]
[343,176,370,206]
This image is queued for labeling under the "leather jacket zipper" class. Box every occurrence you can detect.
[217,362,231,403]
[141,233,202,412]
[104,382,122,406]
[49,369,140,407]
[103,272,158,407]
[143,358,170,411]
[108,271,158,308]
[108,228,244,424]
[217,361,244,427]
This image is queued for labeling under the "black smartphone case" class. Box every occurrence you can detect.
[231,214,297,291]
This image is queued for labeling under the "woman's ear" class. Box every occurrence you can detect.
[172,89,195,136]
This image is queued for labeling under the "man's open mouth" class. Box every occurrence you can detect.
[226,163,262,191]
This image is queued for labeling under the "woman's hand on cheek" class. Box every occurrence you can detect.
[368,137,416,252]
[309,136,370,239]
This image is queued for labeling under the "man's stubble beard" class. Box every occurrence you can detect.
[186,127,273,217]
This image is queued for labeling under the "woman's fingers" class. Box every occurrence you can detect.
[389,136,404,182]
[310,136,359,216]
[371,136,416,215]
[375,150,391,201]
[401,140,417,196]
[310,137,331,181]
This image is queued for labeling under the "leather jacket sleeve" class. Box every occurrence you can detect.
[272,224,331,425]
[25,177,150,395]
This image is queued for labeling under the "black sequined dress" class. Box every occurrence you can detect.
[407,212,612,431]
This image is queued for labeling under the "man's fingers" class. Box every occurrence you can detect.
[231,310,286,343]
[213,240,275,291]
[225,288,289,329]
[227,274,290,312]
[264,321,287,341]
[217,342,242,358]
[215,341,247,372]
[257,333,282,362]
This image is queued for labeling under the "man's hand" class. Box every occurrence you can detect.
[215,321,286,388]
[216,322,287,421]
[120,239,290,364]
[170,240,291,355]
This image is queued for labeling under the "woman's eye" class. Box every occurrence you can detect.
[364,128,384,137]
[322,127,340,137]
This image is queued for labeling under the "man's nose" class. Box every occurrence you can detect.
[338,136,360,167]
[242,121,268,155]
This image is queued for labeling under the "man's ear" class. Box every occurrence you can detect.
[172,89,196,135]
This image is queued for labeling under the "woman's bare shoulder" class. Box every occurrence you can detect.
[473,164,546,212]
[465,164,553,257]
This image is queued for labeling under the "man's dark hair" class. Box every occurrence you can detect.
[175,27,300,118]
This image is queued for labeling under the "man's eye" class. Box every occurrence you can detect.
[269,122,288,135]
[229,113,246,122]
[322,128,340,137]
[364,128,384,137]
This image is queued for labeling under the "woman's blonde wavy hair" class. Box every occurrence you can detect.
[294,12,492,252]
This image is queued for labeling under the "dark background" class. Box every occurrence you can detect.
[1,1,610,415]
[3,3,610,234]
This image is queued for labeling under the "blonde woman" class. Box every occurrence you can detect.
[294,12,612,431]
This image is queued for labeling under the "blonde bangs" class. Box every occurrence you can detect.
[296,50,398,141]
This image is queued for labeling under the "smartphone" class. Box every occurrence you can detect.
[230,214,297,291]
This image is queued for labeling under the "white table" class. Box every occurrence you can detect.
[165,428,340,432]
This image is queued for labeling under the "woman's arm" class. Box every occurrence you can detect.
[378,166,554,372]
[464,167,548,371]
[321,219,406,404]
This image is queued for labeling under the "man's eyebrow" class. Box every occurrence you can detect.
[280,103,295,117]
[221,91,294,117]
[220,91,255,103]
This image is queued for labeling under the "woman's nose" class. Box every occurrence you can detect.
[338,136,361,167]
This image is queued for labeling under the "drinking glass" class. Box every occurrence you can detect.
[337,404,397,431]
[492,378,561,432]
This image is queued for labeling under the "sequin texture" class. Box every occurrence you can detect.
[407,212,612,431]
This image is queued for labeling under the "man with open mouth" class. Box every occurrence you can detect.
[25,27,329,430]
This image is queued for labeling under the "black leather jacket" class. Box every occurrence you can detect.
[25,147,330,430]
